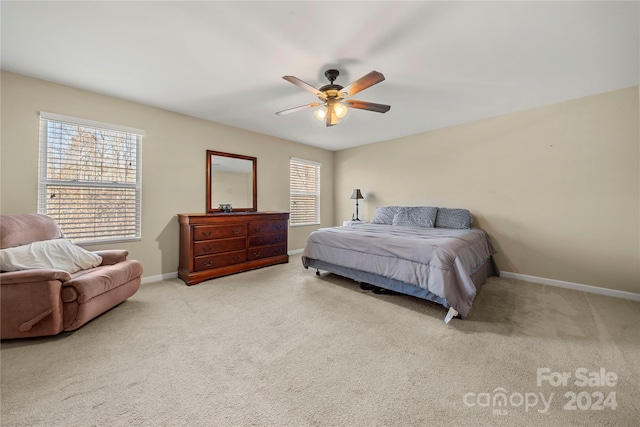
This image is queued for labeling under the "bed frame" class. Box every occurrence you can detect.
[303,255,499,323]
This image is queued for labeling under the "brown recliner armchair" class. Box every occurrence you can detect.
[0,214,143,339]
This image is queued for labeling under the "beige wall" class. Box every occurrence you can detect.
[335,86,640,294]
[0,71,334,278]
[2,71,638,294]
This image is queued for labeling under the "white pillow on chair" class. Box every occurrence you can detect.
[0,239,102,273]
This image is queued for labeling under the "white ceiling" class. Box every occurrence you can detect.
[2,1,638,151]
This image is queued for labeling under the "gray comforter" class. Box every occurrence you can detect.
[301,224,496,317]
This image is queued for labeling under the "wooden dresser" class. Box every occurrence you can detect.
[178,212,289,285]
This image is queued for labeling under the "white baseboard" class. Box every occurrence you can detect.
[140,266,639,302]
[500,271,640,302]
[141,272,178,285]
[288,249,303,255]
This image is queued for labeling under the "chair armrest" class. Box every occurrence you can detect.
[93,250,129,265]
[63,260,142,303]
[0,269,72,285]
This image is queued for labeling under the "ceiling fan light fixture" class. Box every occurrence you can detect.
[314,103,346,124]
[334,103,348,118]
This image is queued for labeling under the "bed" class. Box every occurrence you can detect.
[301,206,499,323]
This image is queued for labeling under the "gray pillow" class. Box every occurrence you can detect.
[370,206,401,224]
[392,207,438,228]
[435,208,472,229]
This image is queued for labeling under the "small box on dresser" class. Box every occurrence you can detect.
[178,212,289,285]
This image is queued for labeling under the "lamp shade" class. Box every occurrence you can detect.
[315,101,347,126]
[350,189,364,200]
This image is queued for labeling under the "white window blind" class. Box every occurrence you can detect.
[290,157,320,226]
[38,112,142,244]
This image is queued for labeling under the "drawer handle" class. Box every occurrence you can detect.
[253,251,261,257]
[203,261,213,268]
[275,224,282,230]
[276,237,282,242]
[232,230,240,234]
[202,246,212,253]
[253,227,261,232]
[232,256,240,262]
[201,231,213,238]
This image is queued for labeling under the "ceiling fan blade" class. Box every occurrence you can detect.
[282,76,327,99]
[326,101,340,127]
[344,100,391,113]
[275,102,322,115]
[325,108,342,127]
[339,71,385,97]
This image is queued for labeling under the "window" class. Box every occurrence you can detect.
[289,157,320,226]
[38,112,142,244]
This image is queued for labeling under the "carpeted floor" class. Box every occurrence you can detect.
[1,254,638,426]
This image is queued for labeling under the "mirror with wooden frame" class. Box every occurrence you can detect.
[206,150,257,213]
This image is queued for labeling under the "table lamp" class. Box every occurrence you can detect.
[350,189,364,221]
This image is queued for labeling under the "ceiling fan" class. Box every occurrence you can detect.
[276,69,391,127]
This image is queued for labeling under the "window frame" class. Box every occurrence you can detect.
[289,157,321,227]
[37,112,143,245]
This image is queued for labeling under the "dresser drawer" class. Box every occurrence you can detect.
[194,237,245,256]
[247,244,287,261]
[194,250,246,272]
[248,233,286,248]
[193,224,246,241]
[248,220,287,235]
